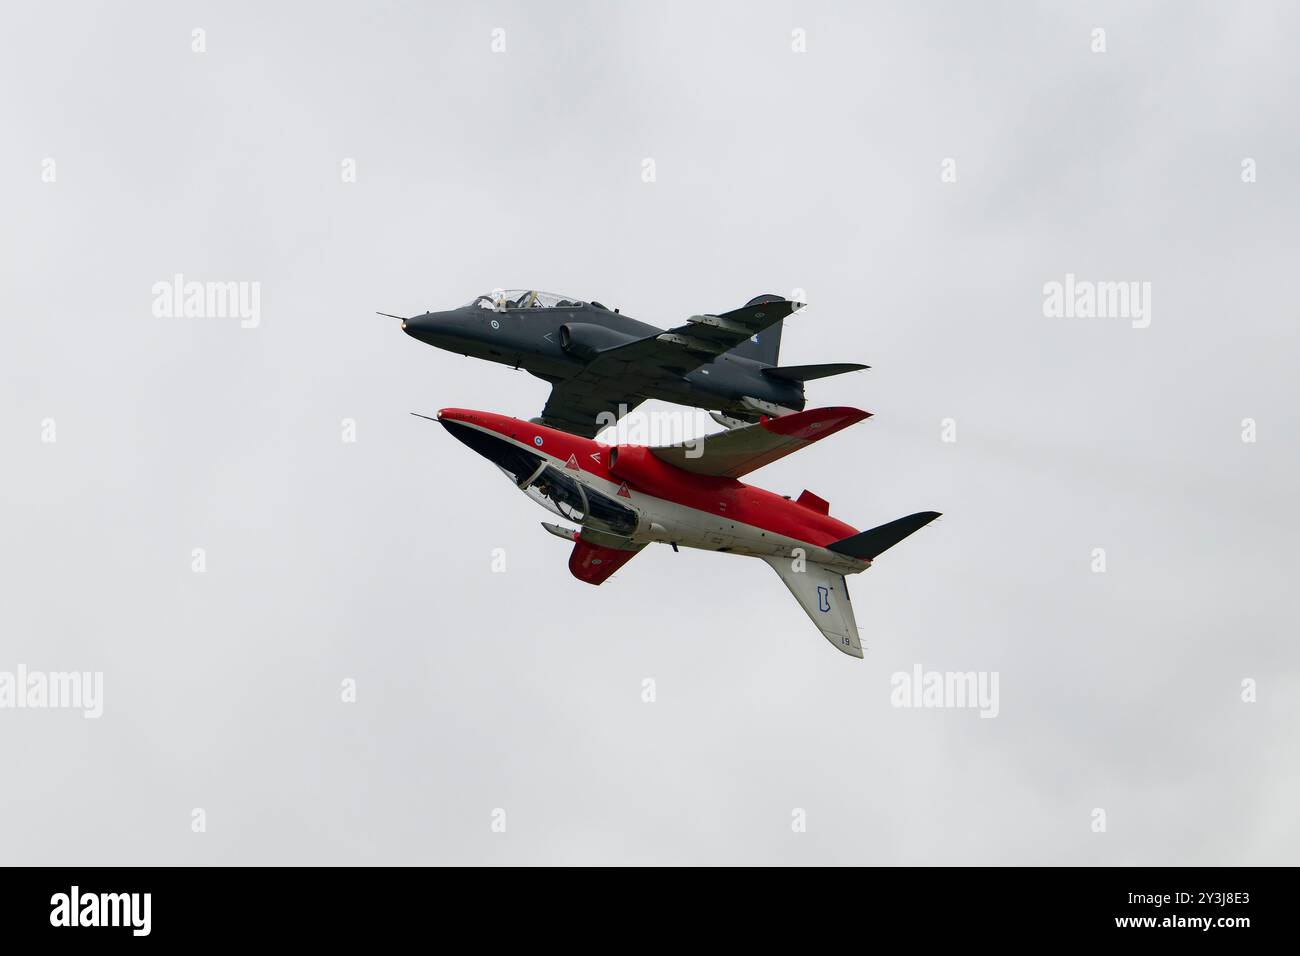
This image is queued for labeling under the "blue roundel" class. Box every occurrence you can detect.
[533,436,543,446]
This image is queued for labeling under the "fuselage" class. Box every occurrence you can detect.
[404,296,805,418]
[436,408,872,576]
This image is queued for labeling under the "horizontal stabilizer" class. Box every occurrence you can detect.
[762,362,869,383]
[648,406,870,479]
[827,512,941,561]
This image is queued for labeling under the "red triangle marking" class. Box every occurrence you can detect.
[616,482,631,498]
[564,453,579,470]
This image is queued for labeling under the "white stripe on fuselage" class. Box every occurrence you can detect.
[456,420,865,575]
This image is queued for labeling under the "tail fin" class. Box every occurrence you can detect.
[828,512,941,561]
[726,293,785,365]
[763,362,869,383]
[762,556,862,658]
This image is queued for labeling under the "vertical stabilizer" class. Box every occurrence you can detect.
[726,293,786,365]
[760,556,863,658]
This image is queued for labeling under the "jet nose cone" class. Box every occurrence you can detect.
[402,311,463,351]
[399,311,431,338]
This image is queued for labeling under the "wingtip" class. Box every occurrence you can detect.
[761,405,872,438]
[828,406,873,424]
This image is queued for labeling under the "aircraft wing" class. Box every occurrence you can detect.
[649,406,869,478]
[646,298,802,362]
[568,531,644,585]
[537,379,648,438]
[536,298,802,437]
[761,556,863,658]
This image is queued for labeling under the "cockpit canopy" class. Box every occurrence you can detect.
[465,290,586,311]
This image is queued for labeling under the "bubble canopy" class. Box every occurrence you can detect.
[464,290,586,311]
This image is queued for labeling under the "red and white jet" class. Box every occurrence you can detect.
[426,406,940,658]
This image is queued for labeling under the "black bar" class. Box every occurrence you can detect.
[0,866,1285,942]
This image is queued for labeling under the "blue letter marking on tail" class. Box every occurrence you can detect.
[817,586,831,613]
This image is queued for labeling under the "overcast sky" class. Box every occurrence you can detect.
[2,1,1297,865]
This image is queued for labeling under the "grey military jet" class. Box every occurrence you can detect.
[391,290,867,437]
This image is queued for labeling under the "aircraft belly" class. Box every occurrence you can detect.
[528,468,859,569]
[725,525,865,572]
[648,376,730,406]
[620,493,782,556]
[524,353,583,378]
[662,515,725,551]
[618,494,724,550]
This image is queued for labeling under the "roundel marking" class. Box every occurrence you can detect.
[533,436,543,446]
[490,319,500,329]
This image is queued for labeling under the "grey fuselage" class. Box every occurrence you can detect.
[401,301,805,419]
